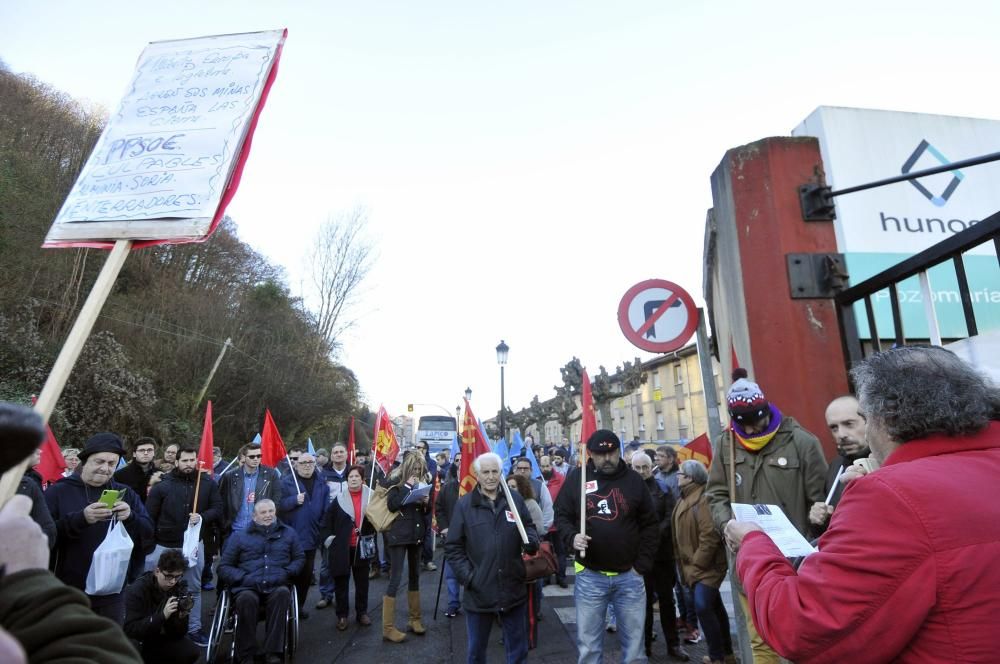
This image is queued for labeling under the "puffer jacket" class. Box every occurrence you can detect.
[218,520,304,594]
[672,482,727,588]
[706,416,827,536]
[444,488,538,613]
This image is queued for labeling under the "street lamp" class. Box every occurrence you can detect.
[465,386,472,402]
[496,340,509,442]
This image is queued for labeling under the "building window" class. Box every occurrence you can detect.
[653,372,661,389]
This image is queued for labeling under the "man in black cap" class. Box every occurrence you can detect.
[44,432,154,625]
[554,429,661,663]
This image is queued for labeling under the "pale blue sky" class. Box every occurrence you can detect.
[3,1,998,425]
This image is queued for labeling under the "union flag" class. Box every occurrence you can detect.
[261,409,288,468]
[580,368,597,448]
[458,399,491,496]
[372,406,400,474]
[676,432,713,468]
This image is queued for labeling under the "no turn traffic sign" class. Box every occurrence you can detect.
[617,279,698,353]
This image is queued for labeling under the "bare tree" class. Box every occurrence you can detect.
[305,207,376,356]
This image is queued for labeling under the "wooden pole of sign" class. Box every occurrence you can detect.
[578,441,588,558]
[0,239,133,505]
[190,337,231,416]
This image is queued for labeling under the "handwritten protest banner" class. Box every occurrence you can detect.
[44,29,286,246]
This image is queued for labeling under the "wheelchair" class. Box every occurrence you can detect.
[206,584,299,663]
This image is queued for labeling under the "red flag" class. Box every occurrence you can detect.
[458,399,491,496]
[580,368,597,447]
[260,409,288,468]
[372,406,400,474]
[30,395,65,486]
[347,416,356,466]
[197,401,215,472]
[676,432,713,468]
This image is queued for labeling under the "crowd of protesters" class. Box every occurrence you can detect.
[1,345,999,663]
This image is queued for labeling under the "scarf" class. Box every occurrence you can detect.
[733,404,783,452]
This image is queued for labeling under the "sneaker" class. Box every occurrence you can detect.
[422,561,437,572]
[187,631,210,647]
[606,623,617,633]
[683,628,701,644]
[315,597,332,610]
[444,608,459,618]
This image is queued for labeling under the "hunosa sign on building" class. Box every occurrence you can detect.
[793,106,1000,339]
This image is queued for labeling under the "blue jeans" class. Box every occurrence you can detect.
[694,583,732,661]
[575,567,647,664]
[319,555,334,600]
[444,561,461,611]
[675,576,697,624]
[465,602,528,664]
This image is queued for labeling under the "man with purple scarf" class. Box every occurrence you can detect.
[706,369,827,664]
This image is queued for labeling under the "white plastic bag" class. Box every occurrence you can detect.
[182,520,202,568]
[85,519,134,596]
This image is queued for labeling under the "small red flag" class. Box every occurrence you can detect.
[261,409,288,468]
[372,406,400,475]
[458,399,491,496]
[347,416,356,466]
[580,368,597,448]
[197,401,214,472]
[30,395,65,486]
[677,432,713,468]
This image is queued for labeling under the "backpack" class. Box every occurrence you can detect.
[364,482,399,532]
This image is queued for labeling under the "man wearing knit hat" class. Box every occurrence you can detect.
[554,429,667,663]
[44,432,154,625]
[705,370,827,664]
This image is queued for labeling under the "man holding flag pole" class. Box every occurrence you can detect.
[554,369,662,664]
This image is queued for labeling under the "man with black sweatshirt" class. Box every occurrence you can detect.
[554,429,659,664]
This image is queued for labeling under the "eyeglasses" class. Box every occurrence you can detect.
[160,572,183,581]
[246,454,261,459]
[298,461,316,466]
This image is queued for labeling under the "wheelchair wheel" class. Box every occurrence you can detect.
[206,589,230,664]
[286,586,299,658]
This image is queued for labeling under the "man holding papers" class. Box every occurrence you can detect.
[725,346,1000,663]
[705,370,827,663]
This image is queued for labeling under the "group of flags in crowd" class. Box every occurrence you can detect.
[30,365,713,491]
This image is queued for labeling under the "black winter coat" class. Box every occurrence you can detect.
[123,571,190,643]
[444,488,538,613]
[114,461,154,503]
[146,469,223,547]
[385,482,427,547]
[17,473,56,549]
[320,486,376,575]
[642,475,676,562]
[435,478,460,531]
[218,465,283,533]
[218,521,304,595]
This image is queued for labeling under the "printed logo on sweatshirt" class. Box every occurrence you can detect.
[585,487,630,522]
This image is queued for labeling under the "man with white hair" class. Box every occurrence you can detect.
[725,345,1000,663]
[445,452,539,664]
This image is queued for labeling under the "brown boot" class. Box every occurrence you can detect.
[407,591,426,635]
[381,596,406,642]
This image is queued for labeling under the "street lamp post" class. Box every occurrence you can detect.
[496,340,509,442]
[465,386,472,402]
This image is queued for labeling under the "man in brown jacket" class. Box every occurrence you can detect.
[705,371,827,664]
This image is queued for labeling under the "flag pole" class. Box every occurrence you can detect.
[499,473,529,545]
[192,462,204,515]
[286,453,302,494]
[218,454,240,477]
[579,439,588,559]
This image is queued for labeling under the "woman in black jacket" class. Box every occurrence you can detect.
[381,452,430,642]
[320,465,375,631]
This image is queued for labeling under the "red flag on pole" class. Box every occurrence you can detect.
[197,400,215,472]
[260,409,288,468]
[347,416,356,466]
[580,368,597,448]
[372,406,400,475]
[458,399,491,496]
[30,395,66,486]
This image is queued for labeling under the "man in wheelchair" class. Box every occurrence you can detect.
[124,548,203,663]
[218,499,304,664]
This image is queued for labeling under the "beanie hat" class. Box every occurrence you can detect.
[586,429,621,453]
[727,377,769,423]
[78,432,127,462]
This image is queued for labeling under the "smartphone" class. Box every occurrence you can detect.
[98,489,121,508]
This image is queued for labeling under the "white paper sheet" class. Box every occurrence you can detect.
[732,503,817,557]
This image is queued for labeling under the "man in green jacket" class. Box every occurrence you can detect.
[706,370,827,664]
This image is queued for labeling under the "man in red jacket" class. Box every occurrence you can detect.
[725,345,1000,663]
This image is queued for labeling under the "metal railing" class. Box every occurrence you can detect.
[835,211,1000,369]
